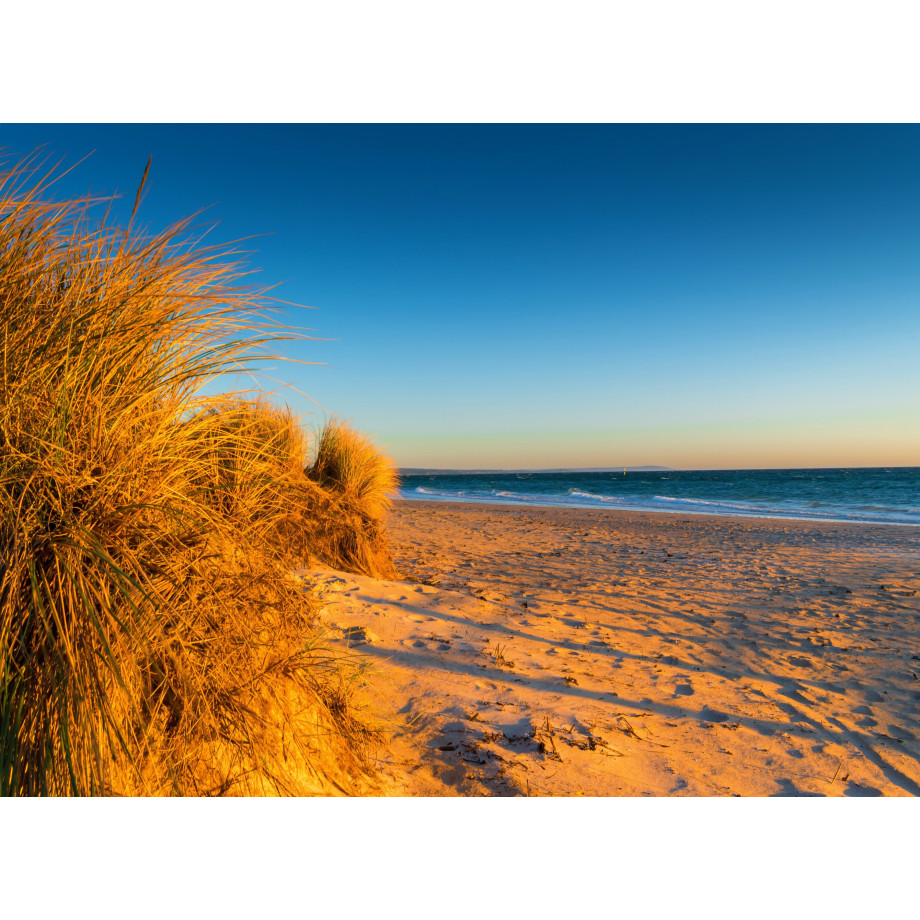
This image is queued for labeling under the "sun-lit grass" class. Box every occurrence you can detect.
[0,155,385,795]
[305,419,399,578]
[308,419,398,519]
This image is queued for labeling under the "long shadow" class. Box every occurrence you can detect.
[356,640,793,731]
[399,579,885,666]
[360,640,920,796]
[344,590,920,796]
[351,592,889,706]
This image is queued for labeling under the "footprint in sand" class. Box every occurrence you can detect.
[843,782,884,797]
[340,626,379,646]
[698,706,729,723]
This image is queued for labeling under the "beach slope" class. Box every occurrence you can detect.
[304,501,920,796]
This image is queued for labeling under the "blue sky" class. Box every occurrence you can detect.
[3,124,919,469]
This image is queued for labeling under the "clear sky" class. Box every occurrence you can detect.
[3,124,919,470]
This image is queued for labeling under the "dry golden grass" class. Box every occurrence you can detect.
[304,419,399,578]
[0,155,385,795]
[308,419,398,520]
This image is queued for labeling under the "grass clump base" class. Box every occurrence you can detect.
[0,156,386,796]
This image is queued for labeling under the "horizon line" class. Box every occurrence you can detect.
[398,464,920,473]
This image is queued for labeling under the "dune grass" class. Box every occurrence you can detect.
[0,156,389,795]
[308,419,398,520]
[304,419,399,578]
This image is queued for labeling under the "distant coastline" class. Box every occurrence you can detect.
[400,464,920,475]
[400,466,672,475]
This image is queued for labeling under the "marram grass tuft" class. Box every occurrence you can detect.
[0,156,386,795]
[305,419,399,578]
[308,419,398,520]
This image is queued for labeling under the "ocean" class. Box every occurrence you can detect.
[397,467,920,527]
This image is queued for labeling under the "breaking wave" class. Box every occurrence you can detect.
[398,469,920,526]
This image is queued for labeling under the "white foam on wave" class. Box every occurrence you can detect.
[648,493,919,525]
[397,484,920,526]
[410,486,497,501]
[568,489,630,504]
[651,494,783,514]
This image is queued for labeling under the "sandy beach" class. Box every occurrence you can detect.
[302,500,920,796]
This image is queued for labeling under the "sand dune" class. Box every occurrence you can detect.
[301,500,920,796]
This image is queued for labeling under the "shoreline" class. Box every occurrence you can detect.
[313,499,920,796]
[394,495,920,531]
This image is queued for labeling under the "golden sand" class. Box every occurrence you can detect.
[302,500,920,796]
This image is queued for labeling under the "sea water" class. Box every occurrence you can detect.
[397,467,920,527]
